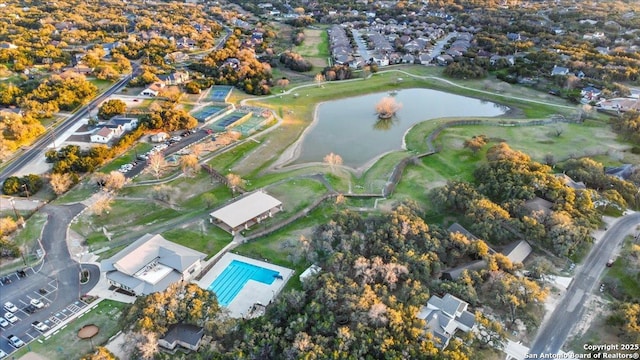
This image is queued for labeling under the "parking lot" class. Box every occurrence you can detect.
[0,268,89,356]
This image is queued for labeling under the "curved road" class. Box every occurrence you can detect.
[529,212,640,356]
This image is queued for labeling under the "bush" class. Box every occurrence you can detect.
[279,51,313,72]
[2,174,43,196]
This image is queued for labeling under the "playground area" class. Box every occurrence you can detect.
[208,85,233,102]
[192,104,232,122]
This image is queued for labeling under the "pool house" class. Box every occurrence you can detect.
[209,191,283,235]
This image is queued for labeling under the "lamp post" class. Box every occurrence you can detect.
[8,198,25,228]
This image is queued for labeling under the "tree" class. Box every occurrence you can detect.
[98,99,126,119]
[277,77,290,89]
[335,193,346,206]
[185,81,201,94]
[179,154,200,177]
[463,135,488,153]
[375,97,402,119]
[226,173,243,194]
[136,331,158,360]
[314,73,325,87]
[190,143,203,158]
[80,346,117,360]
[91,194,113,216]
[147,152,168,180]
[151,184,172,203]
[323,152,343,174]
[202,193,217,208]
[49,173,74,195]
[0,217,18,236]
[104,171,126,192]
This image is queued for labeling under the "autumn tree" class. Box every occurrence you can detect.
[226,173,243,194]
[0,217,18,236]
[375,97,402,118]
[314,73,325,87]
[151,184,173,203]
[180,154,200,177]
[98,99,126,119]
[49,173,74,195]
[80,346,117,360]
[104,171,126,192]
[323,152,343,174]
[146,152,168,180]
[276,77,290,89]
[91,194,113,216]
[463,135,488,153]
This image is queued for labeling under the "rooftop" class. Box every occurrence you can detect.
[209,191,282,229]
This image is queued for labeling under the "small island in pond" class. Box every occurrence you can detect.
[375,96,402,119]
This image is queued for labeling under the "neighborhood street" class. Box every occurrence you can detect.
[528,212,640,356]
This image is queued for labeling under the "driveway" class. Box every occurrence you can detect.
[0,203,97,357]
[528,212,640,356]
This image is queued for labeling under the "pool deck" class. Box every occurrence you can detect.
[194,253,293,318]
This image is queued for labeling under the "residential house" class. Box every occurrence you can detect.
[102,42,123,57]
[0,42,17,49]
[551,65,570,76]
[176,37,196,50]
[418,53,432,65]
[101,233,206,296]
[506,32,521,41]
[436,54,453,66]
[299,265,321,283]
[0,107,23,119]
[597,98,640,112]
[501,240,532,264]
[524,197,554,216]
[164,51,190,64]
[158,71,189,86]
[107,116,138,132]
[417,293,476,349]
[140,81,165,97]
[209,191,283,235]
[580,86,601,102]
[90,127,116,143]
[158,324,204,352]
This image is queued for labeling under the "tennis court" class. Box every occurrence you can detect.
[234,115,273,135]
[208,86,233,102]
[192,105,229,122]
[210,111,252,131]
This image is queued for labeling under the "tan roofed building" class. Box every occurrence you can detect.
[209,191,283,235]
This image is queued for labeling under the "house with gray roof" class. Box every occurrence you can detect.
[501,240,532,264]
[417,293,476,349]
[158,323,204,352]
[101,234,205,296]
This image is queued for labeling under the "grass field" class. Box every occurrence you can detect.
[162,226,232,258]
[293,28,329,68]
[11,300,127,360]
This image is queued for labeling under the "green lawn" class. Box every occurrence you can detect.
[88,78,115,93]
[0,212,48,273]
[162,227,232,258]
[604,237,640,300]
[12,300,127,360]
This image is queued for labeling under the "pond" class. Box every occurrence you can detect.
[290,88,508,169]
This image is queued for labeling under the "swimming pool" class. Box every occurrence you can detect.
[207,260,280,306]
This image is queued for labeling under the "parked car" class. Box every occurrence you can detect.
[30,298,44,309]
[3,302,18,313]
[606,258,615,267]
[8,335,25,348]
[32,321,50,332]
[0,317,8,327]
[0,349,7,358]
[4,312,18,323]
[24,305,37,314]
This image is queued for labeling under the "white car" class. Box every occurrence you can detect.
[32,321,50,332]
[30,298,44,309]
[4,312,18,323]
[0,317,8,327]
[0,349,7,359]
[8,335,24,348]
[3,302,18,313]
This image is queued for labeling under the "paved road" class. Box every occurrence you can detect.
[528,212,640,356]
[0,203,97,356]
[0,67,139,182]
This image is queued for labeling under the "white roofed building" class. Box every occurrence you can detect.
[101,233,205,296]
[209,191,283,235]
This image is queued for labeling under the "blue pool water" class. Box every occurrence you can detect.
[207,260,279,306]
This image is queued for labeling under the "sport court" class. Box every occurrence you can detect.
[191,104,230,122]
[196,253,293,318]
[208,85,233,102]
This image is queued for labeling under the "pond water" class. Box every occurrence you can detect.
[292,88,508,169]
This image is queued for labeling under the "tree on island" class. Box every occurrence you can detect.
[375,97,402,119]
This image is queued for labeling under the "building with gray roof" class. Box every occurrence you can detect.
[101,233,205,296]
[417,293,476,349]
[158,323,204,352]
